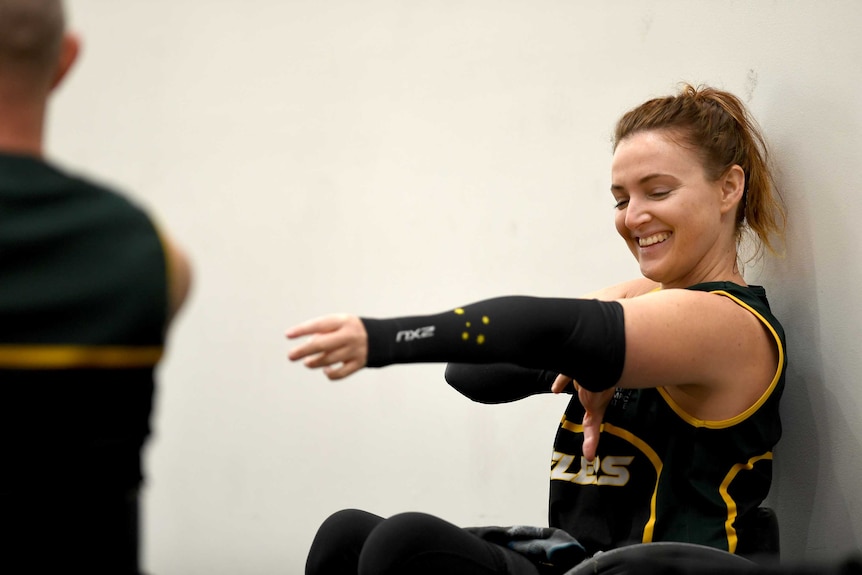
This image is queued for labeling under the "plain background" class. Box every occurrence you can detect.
[48,1,861,573]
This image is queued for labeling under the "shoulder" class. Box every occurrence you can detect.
[618,285,776,331]
[161,232,193,322]
[616,286,779,392]
[586,277,660,301]
[51,159,193,323]
[677,282,785,346]
[617,286,749,325]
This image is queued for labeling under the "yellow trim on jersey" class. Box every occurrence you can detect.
[560,415,664,543]
[719,451,773,554]
[0,345,163,369]
[657,290,786,429]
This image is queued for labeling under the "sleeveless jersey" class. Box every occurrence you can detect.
[0,153,168,490]
[548,282,786,556]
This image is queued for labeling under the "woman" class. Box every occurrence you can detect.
[287,84,787,575]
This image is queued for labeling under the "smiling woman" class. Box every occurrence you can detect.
[611,130,746,289]
[612,85,785,262]
[286,84,787,575]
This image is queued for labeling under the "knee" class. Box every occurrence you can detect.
[365,512,432,546]
[306,509,381,575]
[316,509,373,540]
[359,512,455,574]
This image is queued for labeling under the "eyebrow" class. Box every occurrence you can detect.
[610,173,675,192]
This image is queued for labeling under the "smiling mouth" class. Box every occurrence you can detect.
[638,232,672,247]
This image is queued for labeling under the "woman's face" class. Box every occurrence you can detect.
[611,129,735,288]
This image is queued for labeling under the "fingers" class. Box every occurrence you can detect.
[578,386,614,413]
[300,337,364,369]
[322,359,364,380]
[551,374,573,394]
[285,314,348,340]
[286,314,369,380]
[288,334,361,366]
[287,335,330,363]
[555,377,607,461]
[578,387,615,462]
[581,410,602,462]
[285,315,352,362]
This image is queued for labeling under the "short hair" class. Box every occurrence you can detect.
[614,84,786,257]
[0,0,65,75]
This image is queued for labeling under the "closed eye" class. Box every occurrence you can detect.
[649,190,671,200]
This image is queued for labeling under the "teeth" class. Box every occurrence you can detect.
[638,232,671,247]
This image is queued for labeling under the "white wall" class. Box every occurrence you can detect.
[50,1,862,572]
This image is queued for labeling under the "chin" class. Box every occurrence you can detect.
[638,266,665,284]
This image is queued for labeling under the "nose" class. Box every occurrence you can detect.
[623,197,652,230]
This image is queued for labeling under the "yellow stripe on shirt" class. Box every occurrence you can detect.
[0,345,163,369]
[720,451,773,554]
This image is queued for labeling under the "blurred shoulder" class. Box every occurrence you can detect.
[161,232,193,323]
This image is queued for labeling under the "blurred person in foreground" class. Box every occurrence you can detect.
[0,1,191,572]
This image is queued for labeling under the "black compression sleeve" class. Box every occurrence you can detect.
[361,296,625,392]
[444,363,561,404]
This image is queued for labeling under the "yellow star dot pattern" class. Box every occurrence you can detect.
[453,309,489,345]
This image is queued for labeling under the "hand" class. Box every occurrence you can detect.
[552,375,614,462]
[286,314,368,380]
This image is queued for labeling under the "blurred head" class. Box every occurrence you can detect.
[613,84,785,261]
[0,0,77,95]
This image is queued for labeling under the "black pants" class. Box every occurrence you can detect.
[306,509,543,575]
[1,485,142,574]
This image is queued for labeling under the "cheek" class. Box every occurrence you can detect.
[614,211,629,240]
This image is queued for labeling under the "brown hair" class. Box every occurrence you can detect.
[613,83,786,257]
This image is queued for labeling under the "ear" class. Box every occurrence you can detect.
[718,164,745,216]
[50,32,81,91]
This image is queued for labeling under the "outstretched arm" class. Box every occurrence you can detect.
[287,288,778,406]
[288,286,780,460]
[287,296,626,391]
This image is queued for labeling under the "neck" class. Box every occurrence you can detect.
[0,91,48,157]
[659,239,746,290]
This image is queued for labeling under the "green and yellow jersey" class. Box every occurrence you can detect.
[549,282,785,555]
[0,153,169,490]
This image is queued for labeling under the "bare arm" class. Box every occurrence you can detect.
[616,288,779,420]
[163,232,192,324]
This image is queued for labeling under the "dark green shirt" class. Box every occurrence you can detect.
[0,153,168,489]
